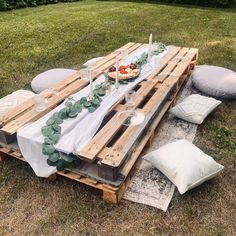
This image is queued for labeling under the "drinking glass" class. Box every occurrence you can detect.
[33,94,46,112]
[117,90,145,126]
[44,88,58,103]
[80,68,89,81]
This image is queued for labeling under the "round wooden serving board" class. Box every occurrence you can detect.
[108,69,140,81]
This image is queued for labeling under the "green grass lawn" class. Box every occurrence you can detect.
[0,1,236,235]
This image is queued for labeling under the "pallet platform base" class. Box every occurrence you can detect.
[0,43,198,203]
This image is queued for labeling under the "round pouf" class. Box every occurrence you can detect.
[31,68,77,93]
[192,65,236,99]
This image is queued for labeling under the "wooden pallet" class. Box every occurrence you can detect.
[77,46,198,181]
[0,43,198,203]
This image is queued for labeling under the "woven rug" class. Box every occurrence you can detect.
[123,80,199,211]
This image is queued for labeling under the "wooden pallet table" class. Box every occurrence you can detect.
[0,43,198,203]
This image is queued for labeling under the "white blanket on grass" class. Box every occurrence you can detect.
[17,46,168,177]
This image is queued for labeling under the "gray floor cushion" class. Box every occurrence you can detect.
[31,68,77,93]
[83,57,104,67]
[192,65,236,99]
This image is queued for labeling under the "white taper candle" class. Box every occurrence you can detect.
[148,33,153,63]
[115,55,119,89]
[89,69,93,100]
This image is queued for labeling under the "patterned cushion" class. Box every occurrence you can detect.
[169,94,221,124]
[31,68,77,93]
[192,65,236,99]
[0,90,35,120]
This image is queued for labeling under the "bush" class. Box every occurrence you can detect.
[157,0,236,7]
[0,0,79,11]
[98,0,236,8]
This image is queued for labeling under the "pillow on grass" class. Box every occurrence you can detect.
[192,65,236,99]
[143,139,224,194]
[169,94,221,124]
[83,57,104,67]
[31,68,77,93]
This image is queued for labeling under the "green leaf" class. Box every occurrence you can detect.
[95,95,102,102]
[47,159,58,167]
[92,99,100,107]
[52,112,60,119]
[42,144,55,155]
[88,106,97,113]
[41,126,53,136]
[80,97,87,105]
[46,118,54,126]
[54,117,63,125]
[59,108,69,120]
[56,159,67,171]
[65,101,73,108]
[73,101,82,112]
[48,152,59,162]
[68,107,79,118]
[52,124,61,133]
[48,133,60,143]
[98,89,105,96]
[84,101,92,108]
[60,153,73,163]
[93,89,99,96]
[44,137,55,145]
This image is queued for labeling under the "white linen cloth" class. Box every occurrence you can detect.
[17,46,168,177]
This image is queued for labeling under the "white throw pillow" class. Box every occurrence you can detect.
[169,94,221,124]
[143,139,224,194]
[83,57,104,67]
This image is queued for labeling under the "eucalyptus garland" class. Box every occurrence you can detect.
[42,43,167,171]
[41,82,106,171]
[135,43,167,69]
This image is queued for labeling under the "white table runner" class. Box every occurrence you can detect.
[17,46,168,177]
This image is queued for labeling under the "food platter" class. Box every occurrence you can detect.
[107,63,140,81]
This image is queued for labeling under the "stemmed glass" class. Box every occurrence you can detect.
[117,90,145,126]
[113,49,129,97]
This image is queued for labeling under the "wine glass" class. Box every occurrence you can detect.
[117,90,145,126]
